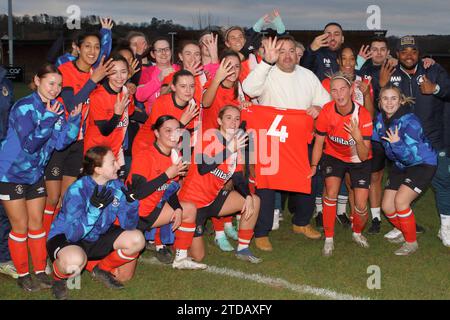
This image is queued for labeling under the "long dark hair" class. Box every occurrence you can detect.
[219,50,241,100]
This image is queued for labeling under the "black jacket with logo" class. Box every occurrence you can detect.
[301,46,339,81]
[388,61,450,152]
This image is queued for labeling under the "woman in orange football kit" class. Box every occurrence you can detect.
[6,7,449,301]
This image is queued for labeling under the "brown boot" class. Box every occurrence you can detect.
[293,224,321,240]
[255,237,273,251]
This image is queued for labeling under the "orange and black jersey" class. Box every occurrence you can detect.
[84,82,135,157]
[132,93,199,156]
[178,130,249,208]
[162,71,203,106]
[58,61,97,140]
[202,79,246,132]
[127,142,181,217]
[315,101,373,163]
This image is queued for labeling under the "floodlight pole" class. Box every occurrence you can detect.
[168,32,177,63]
[8,0,13,66]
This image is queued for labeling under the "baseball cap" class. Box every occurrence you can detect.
[397,36,419,51]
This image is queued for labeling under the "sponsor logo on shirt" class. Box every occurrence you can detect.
[358,179,366,186]
[329,135,356,146]
[390,76,401,87]
[210,168,233,181]
[323,58,331,68]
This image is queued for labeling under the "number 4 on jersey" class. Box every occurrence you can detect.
[267,115,289,142]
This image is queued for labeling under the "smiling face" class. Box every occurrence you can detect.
[277,40,297,73]
[380,88,401,118]
[338,48,356,76]
[108,60,129,92]
[35,73,63,102]
[218,106,241,137]
[179,43,201,68]
[397,47,419,70]
[171,75,195,104]
[225,29,245,52]
[151,39,172,65]
[77,35,100,67]
[154,119,182,149]
[95,150,120,181]
[223,55,241,83]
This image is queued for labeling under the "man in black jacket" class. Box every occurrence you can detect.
[379,36,450,247]
[301,22,344,80]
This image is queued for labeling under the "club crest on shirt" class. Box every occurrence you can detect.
[15,185,24,195]
[51,167,61,177]
[2,86,8,97]
[323,58,331,68]
[416,74,425,86]
[112,197,120,207]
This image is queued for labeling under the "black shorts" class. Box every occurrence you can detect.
[47,225,125,262]
[137,205,163,233]
[0,179,46,201]
[194,189,231,237]
[44,140,84,180]
[371,141,386,173]
[321,155,371,189]
[385,164,437,194]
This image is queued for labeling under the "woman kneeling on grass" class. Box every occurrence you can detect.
[374,85,437,255]
[178,105,261,264]
[47,146,145,300]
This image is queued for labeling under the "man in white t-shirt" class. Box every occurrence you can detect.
[243,35,330,251]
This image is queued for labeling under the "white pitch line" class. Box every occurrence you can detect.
[140,257,370,300]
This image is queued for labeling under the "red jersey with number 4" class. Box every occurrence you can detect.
[84,84,135,158]
[178,131,243,208]
[241,105,314,194]
[315,101,373,163]
[58,61,93,140]
[128,143,179,217]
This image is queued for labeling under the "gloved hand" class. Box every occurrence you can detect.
[90,185,114,209]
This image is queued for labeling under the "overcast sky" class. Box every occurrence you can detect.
[1,0,449,36]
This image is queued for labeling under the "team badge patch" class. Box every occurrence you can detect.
[51,167,60,177]
[112,197,120,207]
[15,185,24,195]
[195,225,203,235]
[326,166,333,174]
[2,86,8,97]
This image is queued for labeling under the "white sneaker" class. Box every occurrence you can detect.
[322,239,334,257]
[438,226,450,247]
[384,228,402,240]
[0,261,19,279]
[352,233,369,248]
[172,257,207,270]
[394,241,418,256]
[272,209,280,230]
[388,233,405,244]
